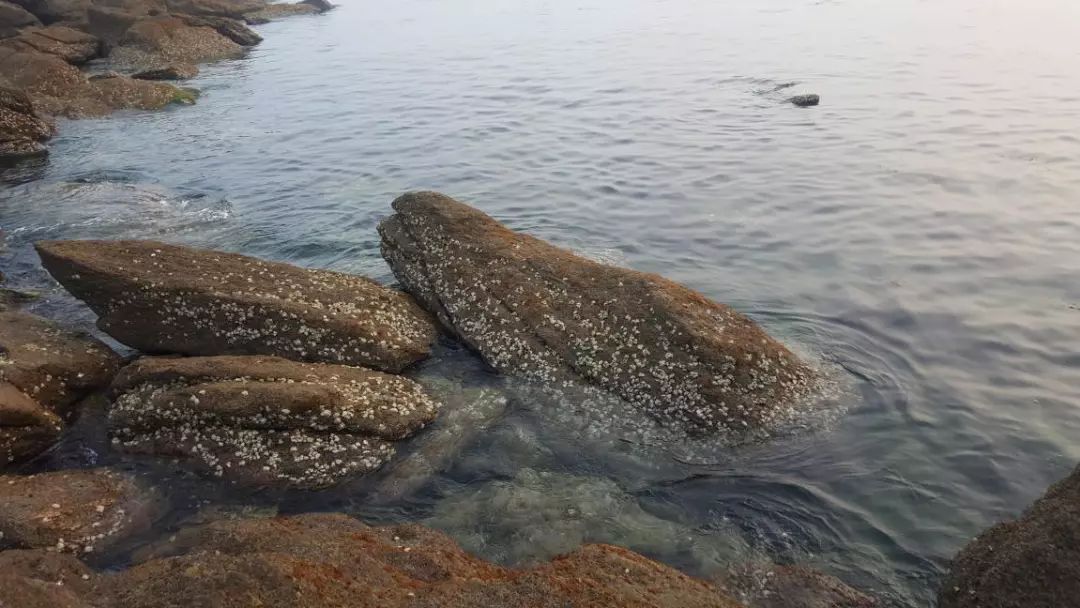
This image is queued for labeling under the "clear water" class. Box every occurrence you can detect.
[3,0,1080,605]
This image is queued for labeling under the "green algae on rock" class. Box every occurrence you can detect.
[379,191,819,436]
[35,239,438,371]
[108,355,441,489]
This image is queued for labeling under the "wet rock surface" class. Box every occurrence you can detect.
[714,562,878,608]
[0,381,62,464]
[81,512,744,607]
[938,463,1080,608]
[379,191,818,436]
[131,60,195,79]
[36,239,438,371]
[0,468,158,554]
[0,84,53,162]
[789,94,819,107]
[108,355,440,488]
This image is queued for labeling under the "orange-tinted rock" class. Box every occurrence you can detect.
[0,25,98,64]
[0,84,53,161]
[939,463,1080,608]
[714,562,878,608]
[36,239,437,371]
[379,191,818,436]
[109,14,241,67]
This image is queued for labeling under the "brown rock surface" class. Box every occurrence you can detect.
[108,355,440,488]
[0,84,53,161]
[0,382,62,464]
[94,512,744,608]
[0,468,158,553]
[714,563,878,608]
[379,192,818,436]
[7,0,88,25]
[109,14,241,67]
[0,24,98,64]
[938,463,1080,608]
[242,1,316,23]
[0,0,40,38]
[35,239,438,371]
[131,61,196,79]
[175,13,260,46]
[164,0,263,18]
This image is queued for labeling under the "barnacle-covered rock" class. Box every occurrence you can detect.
[90,512,744,608]
[108,355,441,489]
[35,239,438,372]
[107,15,242,68]
[0,84,53,163]
[0,25,99,64]
[714,562,878,608]
[379,191,818,436]
[0,549,94,608]
[0,382,62,464]
[939,463,1080,608]
[0,468,159,554]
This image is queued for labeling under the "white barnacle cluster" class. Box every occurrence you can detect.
[107,363,438,489]
[384,207,825,438]
[87,244,434,370]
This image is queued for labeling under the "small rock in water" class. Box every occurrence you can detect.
[133,63,199,81]
[789,94,820,107]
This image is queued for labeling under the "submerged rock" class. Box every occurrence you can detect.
[0,468,159,553]
[939,463,1080,608]
[35,239,438,371]
[714,562,878,608]
[379,191,818,436]
[108,355,440,488]
[91,512,744,607]
[789,94,819,107]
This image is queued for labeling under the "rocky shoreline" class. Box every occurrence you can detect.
[0,0,332,163]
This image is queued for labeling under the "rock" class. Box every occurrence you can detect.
[0,550,94,607]
[35,239,438,371]
[939,463,1080,608]
[0,285,43,308]
[0,468,159,553]
[7,0,88,25]
[0,25,99,64]
[0,85,54,162]
[714,562,878,608]
[299,0,330,11]
[0,311,120,415]
[108,354,441,488]
[164,0,264,18]
[175,13,260,46]
[83,5,138,50]
[789,94,819,107]
[0,574,90,607]
[131,61,196,79]
[241,1,316,23]
[0,0,41,38]
[0,46,195,118]
[0,381,62,464]
[93,512,744,608]
[379,192,818,436]
[109,14,242,67]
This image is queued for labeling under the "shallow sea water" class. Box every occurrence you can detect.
[3,0,1080,605]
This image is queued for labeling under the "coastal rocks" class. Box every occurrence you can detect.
[176,13,260,46]
[35,239,438,371]
[242,1,317,23]
[714,562,878,608]
[0,1,40,38]
[0,85,53,162]
[131,60,195,79]
[0,382,62,464]
[0,46,194,117]
[109,15,242,68]
[379,191,818,436]
[938,463,1080,608]
[789,94,819,107]
[7,0,88,25]
[0,25,99,64]
[107,355,440,488]
[0,468,158,553]
[94,512,744,607]
[164,0,264,18]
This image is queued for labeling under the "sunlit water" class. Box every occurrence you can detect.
[3,0,1080,605]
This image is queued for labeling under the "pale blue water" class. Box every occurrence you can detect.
[3,0,1080,605]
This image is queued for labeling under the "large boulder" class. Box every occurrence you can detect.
[938,463,1080,608]
[107,355,441,488]
[0,46,194,118]
[0,0,40,38]
[7,0,89,25]
[0,84,53,162]
[93,512,744,608]
[0,24,99,64]
[108,14,241,68]
[0,468,159,553]
[35,239,438,371]
[131,61,197,79]
[379,192,818,436]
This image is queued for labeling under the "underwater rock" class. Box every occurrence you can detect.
[0,468,159,554]
[0,84,53,162]
[789,94,819,107]
[131,61,197,79]
[714,562,878,608]
[0,25,99,64]
[107,355,440,489]
[379,191,818,436]
[0,1,41,38]
[939,463,1080,608]
[89,512,744,607]
[108,14,242,67]
[241,1,317,23]
[35,239,438,371]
